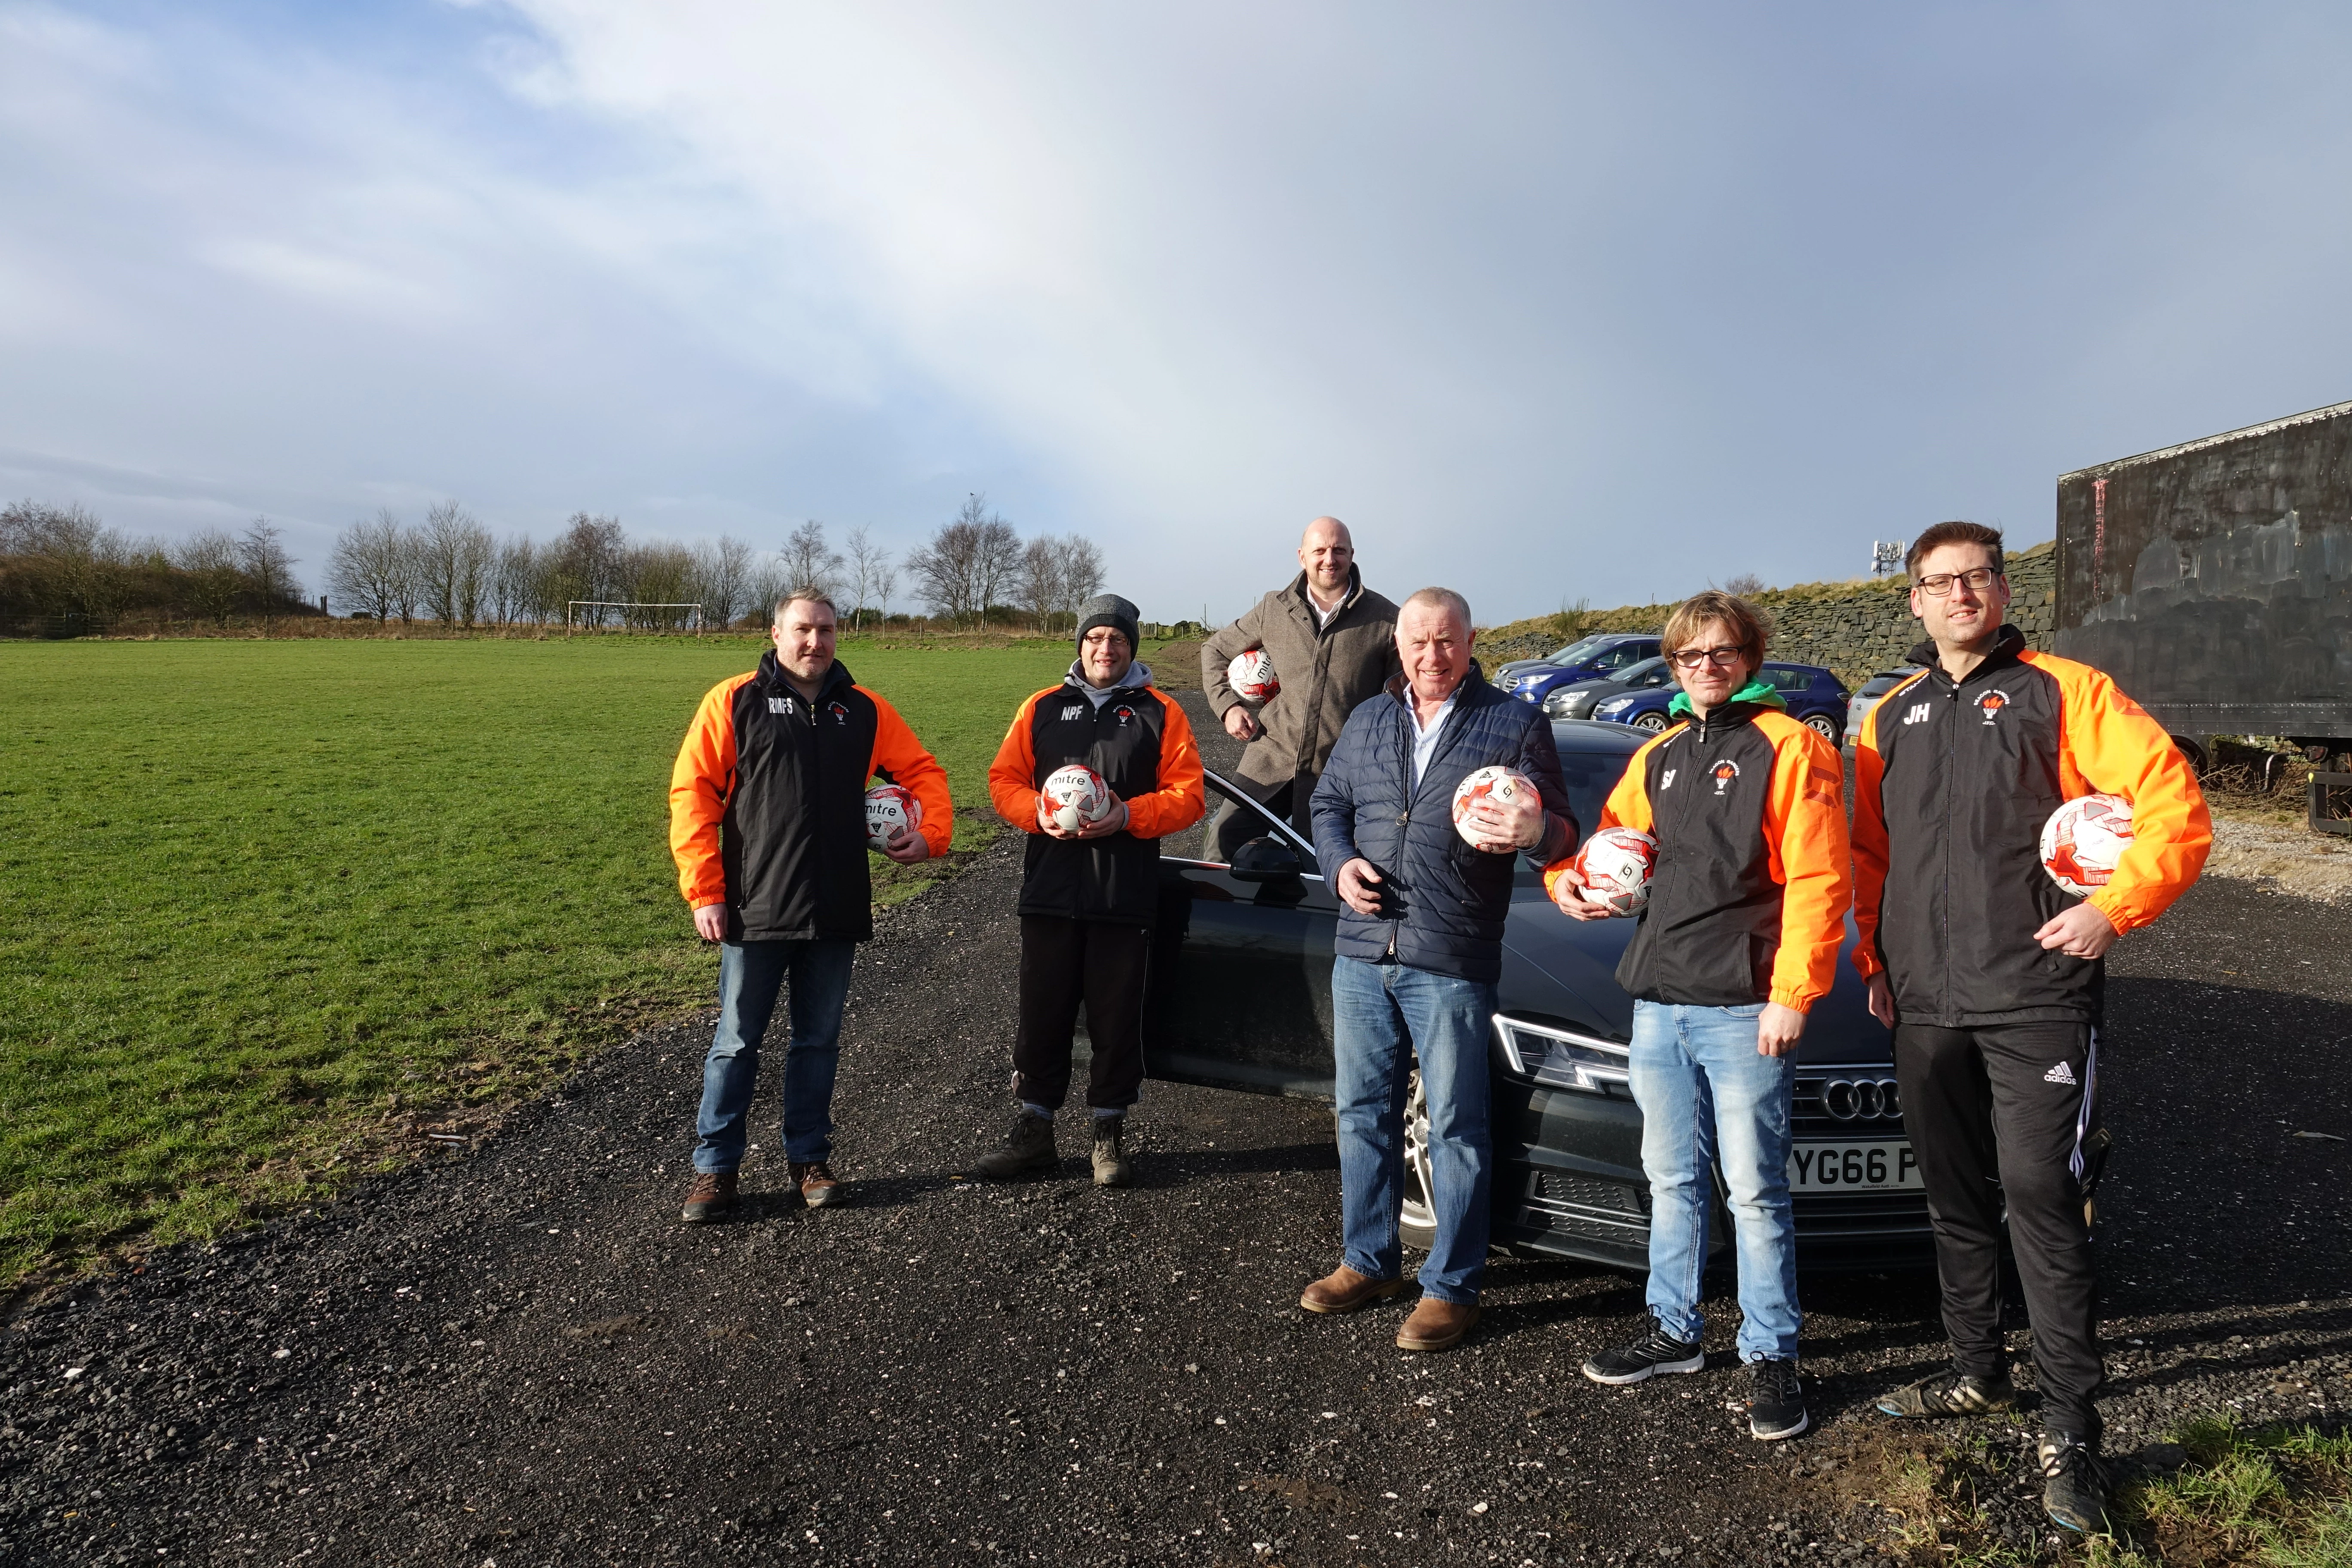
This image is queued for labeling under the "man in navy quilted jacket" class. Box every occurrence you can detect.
[1299,587,1578,1351]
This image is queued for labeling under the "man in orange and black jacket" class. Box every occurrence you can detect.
[1854,521,2209,1535]
[668,591,952,1223]
[974,593,1204,1188]
[1547,590,1850,1442]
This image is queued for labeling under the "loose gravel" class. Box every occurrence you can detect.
[5,710,2347,1567]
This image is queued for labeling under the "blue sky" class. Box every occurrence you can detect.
[4,1,2350,624]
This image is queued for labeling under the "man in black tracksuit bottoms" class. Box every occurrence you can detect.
[1852,522,2210,1534]
[974,594,1207,1185]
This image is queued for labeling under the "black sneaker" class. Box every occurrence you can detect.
[1875,1367,2018,1418]
[1747,1358,1809,1441]
[1582,1321,1706,1386]
[2038,1431,2110,1535]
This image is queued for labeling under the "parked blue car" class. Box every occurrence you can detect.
[1589,661,1851,743]
[1491,633,1663,710]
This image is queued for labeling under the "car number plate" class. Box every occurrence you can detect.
[1787,1141,1923,1192]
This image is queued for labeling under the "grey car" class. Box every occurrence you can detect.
[1539,655,1678,721]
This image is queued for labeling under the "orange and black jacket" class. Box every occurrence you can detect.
[670,652,952,943]
[988,665,1206,926]
[1852,625,2211,1028]
[1544,700,1853,1011]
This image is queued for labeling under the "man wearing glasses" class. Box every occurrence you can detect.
[1852,522,2209,1534]
[1550,591,1850,1441]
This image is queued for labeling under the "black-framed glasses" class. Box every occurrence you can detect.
[1669,645,1751,671]
[1914,567,2001,597]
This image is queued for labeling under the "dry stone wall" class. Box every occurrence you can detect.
[1483,541,2055,689]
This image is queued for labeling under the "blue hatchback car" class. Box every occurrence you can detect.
[1491,633,1663,710]
[1589,661,1851,743]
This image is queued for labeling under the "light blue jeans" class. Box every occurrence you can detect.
[693,938,857,1172]
[1629,999,1802,1363]
[1332,955,1495,1304]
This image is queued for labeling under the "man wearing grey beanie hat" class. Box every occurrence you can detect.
[977,591,1205,1185]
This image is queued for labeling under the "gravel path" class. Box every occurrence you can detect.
[6,717,2348,1567]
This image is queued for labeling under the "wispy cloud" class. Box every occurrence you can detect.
[3,1,2350,616]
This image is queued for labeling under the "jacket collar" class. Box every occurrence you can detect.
[1383,660,1490,713]
[1908,622,2027,688]
[1668,677,1786,721]
[1678,699,1774,742]
[1063,659,1155,697]
[759,649,856,704]
[1288,565,1361,622]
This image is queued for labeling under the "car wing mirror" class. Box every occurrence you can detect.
[1227,835,1305,882]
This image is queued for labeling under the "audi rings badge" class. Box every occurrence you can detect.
[1819,1077,1901,1121]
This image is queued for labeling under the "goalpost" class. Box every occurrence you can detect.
[565,600,706,635]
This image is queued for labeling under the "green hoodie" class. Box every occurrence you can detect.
[1667,677,1787,720]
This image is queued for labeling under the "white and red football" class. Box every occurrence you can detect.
[1227,649,1279,704]
[1559,826,1657,916]
[864,783,923,850]
[1041,764,1116,833]
[1452,766,1535,846]
[2040,793,2133,897]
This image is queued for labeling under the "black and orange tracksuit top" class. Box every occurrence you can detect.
[988,664,1206,927]
[1544,700,1853,1012]
[670,652,953,944]
[1852,625,2210,1028]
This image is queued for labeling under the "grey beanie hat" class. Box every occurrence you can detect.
[1075,593,1140,651]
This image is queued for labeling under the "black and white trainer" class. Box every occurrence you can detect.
[2038,1431,2111,1535]
[1582,1321,1706,1386]
[1746,1358,1809,1441]
[1874,1367,2018,1419]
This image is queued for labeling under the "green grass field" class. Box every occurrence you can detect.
[0,633,1084,1285]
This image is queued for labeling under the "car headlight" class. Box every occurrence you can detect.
[1594,695,1632,715]
[1541,689,1572,715]
[1493,1016,1631,1095]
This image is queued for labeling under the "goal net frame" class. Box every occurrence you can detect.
[565,600,706,634]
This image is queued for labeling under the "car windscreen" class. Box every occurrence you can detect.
[1547,635,1612,665]
[1619,656,1673,687]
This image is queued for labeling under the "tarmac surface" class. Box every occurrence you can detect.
[3,695,2348,1567]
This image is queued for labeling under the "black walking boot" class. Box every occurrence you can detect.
[974,1110,1058,1179]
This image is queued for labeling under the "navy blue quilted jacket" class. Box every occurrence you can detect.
[1310,669,1578,983]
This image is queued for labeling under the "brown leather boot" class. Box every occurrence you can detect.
[679,1170,738,1224]
[1298,1265,1406,1315]
[1396,1296,1481,1352]
[790,1160,842,1208]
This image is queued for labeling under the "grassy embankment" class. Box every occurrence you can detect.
[0,633,1091,1286]
[1865,1416,2351,1568]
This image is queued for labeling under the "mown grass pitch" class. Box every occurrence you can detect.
[0,634,1086,1284]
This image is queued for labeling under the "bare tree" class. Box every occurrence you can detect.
[174,528,245,625]
[1720,572,1767,598]
[417,500,491,627]
[843,525,891,633]
[781,520,843,600]
[690,535,755,629]
[549,513,626,624]
[328,510,406,622]
[873,555,898,629]
[236,519,297,625]
[904,494,1020,627]
[489,535,536,626]
[620,541,696,630]
[1018,536,1061,634]
[1053,534,1105,621]
[1,499,137,621]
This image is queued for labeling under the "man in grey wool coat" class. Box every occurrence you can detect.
[1200,516,1401,857]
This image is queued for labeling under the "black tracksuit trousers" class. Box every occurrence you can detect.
[1894,1020,2104,1439]
[1013,916,1150,1112]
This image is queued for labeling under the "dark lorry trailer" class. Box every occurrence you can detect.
[2053,399,2352,822]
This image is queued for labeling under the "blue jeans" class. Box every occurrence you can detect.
[1629,999,1801,1362]
[1332,955,1495,1304]
[693,939,857,1172]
